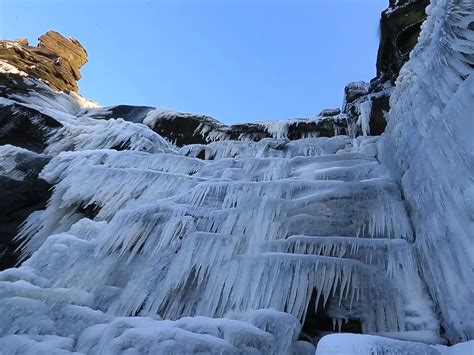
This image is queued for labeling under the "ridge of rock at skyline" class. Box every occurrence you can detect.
[0,30,87,92]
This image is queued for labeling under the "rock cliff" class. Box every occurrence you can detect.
[0,30,87,92]
[342,0,429,136]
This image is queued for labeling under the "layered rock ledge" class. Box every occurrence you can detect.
[0,30,87,92]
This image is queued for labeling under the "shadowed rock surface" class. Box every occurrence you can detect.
[0,102,62,153]
[376,0,430,84]
[340,0,429,136]
[0,153,51,270]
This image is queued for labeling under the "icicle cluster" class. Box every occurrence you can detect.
[3,127,439,352]
[3,0,472,351]
[379,0,474,343]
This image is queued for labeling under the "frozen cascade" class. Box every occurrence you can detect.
[0,97,441,352]
[0,0,472,352]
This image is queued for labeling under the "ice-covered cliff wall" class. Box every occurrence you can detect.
[0,0,473,353]
[379,0,474,344]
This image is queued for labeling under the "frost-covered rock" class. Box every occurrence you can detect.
[343,85,393,137]
[84,106,352,146]
[0,72,173,270]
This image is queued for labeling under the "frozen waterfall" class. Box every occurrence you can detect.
[0,0,473,353]
[0,119,440,353]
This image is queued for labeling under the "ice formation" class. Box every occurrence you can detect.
[0,122,441,353]
[315,334,473,355]
[0,0,472,353]
[379,0,474,343]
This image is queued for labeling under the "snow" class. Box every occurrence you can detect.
[316,334,474,355]
[0,264,311,353]
[0,59,28,76]
[68,91,101,109]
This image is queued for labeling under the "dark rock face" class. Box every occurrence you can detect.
[341,0,429,136]
[0,102,59,270]
[376,0,430,83]
[84,105,156,124]
[86,106,350,147]
[367,94,390,135]
[151,114,217,146]
[0,30,87,92]
[343,82,391,136]
[0,103,62,153]
[0,153,51,270]
[0,66,65,270]
[150,113,350,147]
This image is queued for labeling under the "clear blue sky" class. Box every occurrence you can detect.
[0,0,386,124]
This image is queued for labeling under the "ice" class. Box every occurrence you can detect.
[68,91,101,109]
[316,334,474,355]
[45,117,172,154]
[356,99,372,136]
[8,131,437,347]
[0,334,75,355]
[0,145,46,181]
[179,136,355,160]
[0,0,472,351]
[379,0,474,343]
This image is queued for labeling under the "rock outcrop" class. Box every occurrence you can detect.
[0,30,87,92]
[0,148,51,270]
[343,0,429,136]
[84,107,351,147]
[0,97,62,269]
[376,0,430,84]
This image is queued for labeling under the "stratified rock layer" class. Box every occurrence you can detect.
[0,31,87,92]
